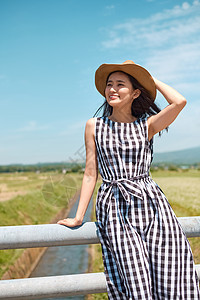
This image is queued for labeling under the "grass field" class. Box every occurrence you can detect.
[0,171,83,278]
[88,169,200,300]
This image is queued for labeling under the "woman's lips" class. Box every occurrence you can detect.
[109,95,119,100]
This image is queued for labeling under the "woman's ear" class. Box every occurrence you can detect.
[133,89,141,99]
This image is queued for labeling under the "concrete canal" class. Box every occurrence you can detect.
[30,195,94,300]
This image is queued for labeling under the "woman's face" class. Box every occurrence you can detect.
[105,72,135,106]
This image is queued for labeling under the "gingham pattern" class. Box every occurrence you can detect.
[94,114,200,299]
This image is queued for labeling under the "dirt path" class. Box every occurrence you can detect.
[0,175,48,202]
[0,184,29,202]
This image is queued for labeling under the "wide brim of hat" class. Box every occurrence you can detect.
[95,62,156,101]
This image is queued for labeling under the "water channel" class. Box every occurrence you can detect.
[30,194,94,300]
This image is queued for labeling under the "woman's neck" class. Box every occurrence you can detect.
[109,112,136,123]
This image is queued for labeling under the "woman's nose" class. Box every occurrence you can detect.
[110,86,116,92]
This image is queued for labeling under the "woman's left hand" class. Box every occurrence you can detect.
[148,77,187,140]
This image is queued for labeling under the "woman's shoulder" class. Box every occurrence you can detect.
[85,118,96,129]
[85,118,95,138]
[85,117,98,126]
[85,116,103,126]
[85,118,98,138]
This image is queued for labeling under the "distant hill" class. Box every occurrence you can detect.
[153,146,200,165]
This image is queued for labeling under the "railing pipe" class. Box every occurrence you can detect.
[0,222,99,250]
[0,217,199,250]
[178,216,200,237]
[0,217,200,299]
[0,267,200,300]
[0,272,107,300]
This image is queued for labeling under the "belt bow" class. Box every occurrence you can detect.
[102,173,149,202]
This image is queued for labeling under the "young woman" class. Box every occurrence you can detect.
[57,61,200,299]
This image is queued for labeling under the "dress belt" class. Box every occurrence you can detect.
[101,173,149,202]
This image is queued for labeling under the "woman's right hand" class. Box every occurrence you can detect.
[57,217,82,227]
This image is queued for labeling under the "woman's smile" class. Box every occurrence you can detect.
[109,94,119,100]
[105,72,135,105]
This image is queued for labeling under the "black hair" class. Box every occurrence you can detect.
[93,71,168,135]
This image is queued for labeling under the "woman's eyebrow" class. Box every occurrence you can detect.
[107,79,125,83]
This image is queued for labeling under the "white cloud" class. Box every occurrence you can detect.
[103,4,115,16]
[146,41,200,81]
[16,121,50,132]
[101,1,200,49]
[101,0,200,94]
[59,120,86,136]
[105,5,115,10]
[182,2,190,10]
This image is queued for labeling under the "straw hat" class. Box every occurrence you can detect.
[95,60,156,101]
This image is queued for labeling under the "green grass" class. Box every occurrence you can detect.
[88,169,200,300]
[151,170,200,217]
[0,172,83,278]
[150,168,200,178]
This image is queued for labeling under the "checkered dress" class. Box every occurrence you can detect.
[94,114,200,299]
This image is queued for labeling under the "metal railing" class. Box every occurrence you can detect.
[0,217,200,299]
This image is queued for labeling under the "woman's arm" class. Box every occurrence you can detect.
[57,118,98,227]
[148,78,187,140]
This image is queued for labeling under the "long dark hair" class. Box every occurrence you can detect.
[93,71,168,134]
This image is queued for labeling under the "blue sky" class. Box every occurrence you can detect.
[0,0,200,165]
